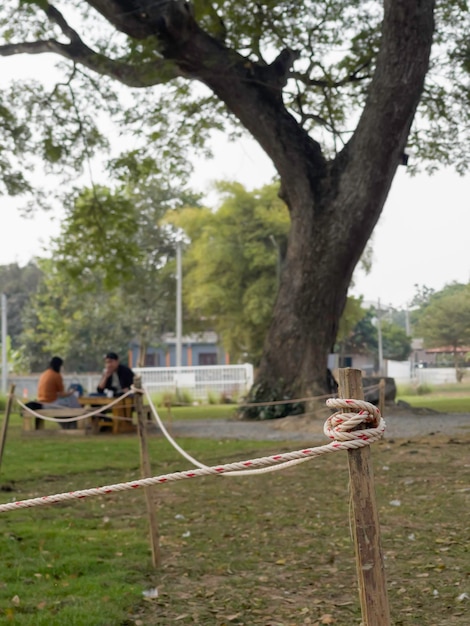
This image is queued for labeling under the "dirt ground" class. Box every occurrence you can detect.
[157,407,470,442]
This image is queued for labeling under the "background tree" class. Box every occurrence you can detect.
[21,171,199,370]
[340,308,378,359]
[339,306,411,370]
[169,182,289,365]
[20,258,134,371]
[415,282,470,380]
[0,0,457,409]
[381,321,412,362]
[336,296,368,351]
[0,262,43,349]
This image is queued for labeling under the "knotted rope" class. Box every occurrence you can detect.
[0,398,384,513]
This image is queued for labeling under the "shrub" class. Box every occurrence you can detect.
[397,384,418,396]
[416,383,433,395]
[207,390,219,405]
[176,388,194,405]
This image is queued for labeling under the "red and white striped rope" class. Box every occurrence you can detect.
[0,398,384,513]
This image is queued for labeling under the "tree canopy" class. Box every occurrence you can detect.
[2,0,462,409]
[0,1,467,193]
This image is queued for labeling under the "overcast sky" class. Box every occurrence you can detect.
[190,140,470,309]
[1,55,469,310]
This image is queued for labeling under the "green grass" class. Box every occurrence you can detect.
[397,382,470,413]
[0,411,469,625]
[0,425,275,626]
[162,403,237,420]
[398,396,470,413]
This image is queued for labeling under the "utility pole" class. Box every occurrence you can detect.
[1,294,7,394]
[405,307,411,336]
[176,241,182,368]
[377,299,384,377]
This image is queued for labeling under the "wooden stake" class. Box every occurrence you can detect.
[0,384,15,475]
[338,368,390,626]
[134,377,161,568]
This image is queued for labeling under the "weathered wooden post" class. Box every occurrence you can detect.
[0,384,15,474]
[338,368,390,626]
[134,376,161,568]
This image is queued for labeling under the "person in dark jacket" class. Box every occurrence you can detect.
[97,352,134,396]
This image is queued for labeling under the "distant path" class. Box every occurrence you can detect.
[153,412,470,442]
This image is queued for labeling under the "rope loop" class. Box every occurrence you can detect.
[324,398,385,443]
[130,384,144,394]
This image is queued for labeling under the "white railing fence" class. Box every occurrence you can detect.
[387,361,469,385]
[133,364,254,400]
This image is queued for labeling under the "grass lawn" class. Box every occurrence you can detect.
[397,382,470,413]
[156,403,237,421]
[0,407,469,625]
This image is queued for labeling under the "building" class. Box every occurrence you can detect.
[129,332,230,368]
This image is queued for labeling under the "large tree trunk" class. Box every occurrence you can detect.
[248,0,436,405]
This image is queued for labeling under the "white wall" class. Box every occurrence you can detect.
[387,361,467,385]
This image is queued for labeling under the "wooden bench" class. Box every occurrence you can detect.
[21,408,89,431]
[22,402,153,435]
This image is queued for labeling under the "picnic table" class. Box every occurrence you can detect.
[20,395,152,434]
[77,395,137,435]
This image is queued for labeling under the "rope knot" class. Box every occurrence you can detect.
[324,398,385,443]
[130,385,144,394]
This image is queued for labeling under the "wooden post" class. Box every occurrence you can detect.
[134,376,161,568]
[338,368,390,626]
[0,384,15,474]
[166,400,174,438]
[379,378,386,416]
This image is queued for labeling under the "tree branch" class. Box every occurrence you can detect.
[291,60,373,90]
[0,3,180,88]
[262,48,301,89]
[0,37,178,87]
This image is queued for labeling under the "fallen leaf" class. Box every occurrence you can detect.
[457,593,470,602]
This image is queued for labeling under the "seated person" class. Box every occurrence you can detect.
[96,352,134,397]
[36,356,80,428]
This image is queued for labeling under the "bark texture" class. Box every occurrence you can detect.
[0,0,436,409]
